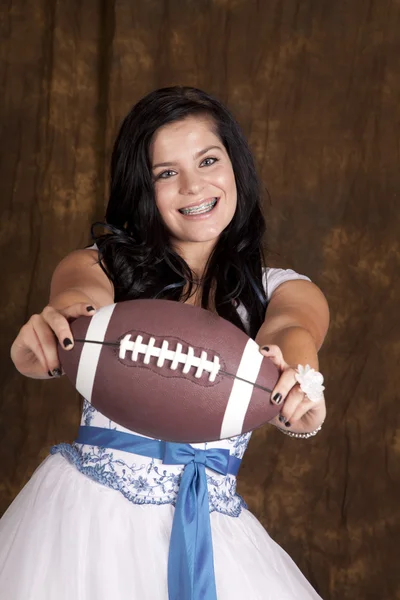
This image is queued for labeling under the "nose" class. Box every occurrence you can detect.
[179,171,204,196]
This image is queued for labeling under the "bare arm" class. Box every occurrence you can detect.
[255,279,330,433]
[256,278,329,363]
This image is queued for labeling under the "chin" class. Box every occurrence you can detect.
[184,232,223,245]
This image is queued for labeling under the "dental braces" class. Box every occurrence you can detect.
[119,334,221,382]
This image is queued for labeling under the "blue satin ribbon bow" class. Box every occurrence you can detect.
[75,426,242,600]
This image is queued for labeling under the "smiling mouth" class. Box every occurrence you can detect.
[178,198,218,216]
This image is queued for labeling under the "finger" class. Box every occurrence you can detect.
[41,306,75,351]
[278,384,309,426]
[42,303,96,351]
[289,394,325,425]
[259,344,287,371]
[18,318,52,376]
[60,302,97,320]
[268,366,298,406]
[285,402,314,427]
[30,314,63,375]
[259,345,291,405]
[60,303,97,347]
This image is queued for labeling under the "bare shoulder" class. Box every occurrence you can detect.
[50,248,115,308]
[52,247,103,273]
[263,279,330,349]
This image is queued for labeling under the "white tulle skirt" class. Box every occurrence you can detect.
[0,454,322,600]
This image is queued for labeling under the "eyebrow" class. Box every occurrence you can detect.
[152,145,223,170]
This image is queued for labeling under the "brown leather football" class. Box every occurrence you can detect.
[58,299,281,442]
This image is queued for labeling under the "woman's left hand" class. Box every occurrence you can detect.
[260,345,326,433]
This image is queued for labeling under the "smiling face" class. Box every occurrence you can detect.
[150,115,237,266]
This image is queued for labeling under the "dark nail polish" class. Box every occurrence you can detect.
[51,368,62,377]
[285,421,291,428]
[48,370,53,377]
[279,414,287,424]
[63,338,72,348]
[86,306,95,312]
[262,346,270,352]
[273,392,282,404]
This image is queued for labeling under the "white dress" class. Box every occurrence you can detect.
[0,268,323,600]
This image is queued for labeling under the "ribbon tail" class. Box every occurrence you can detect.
[167,463,217,600]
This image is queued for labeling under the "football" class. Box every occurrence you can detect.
[58,299,281,443]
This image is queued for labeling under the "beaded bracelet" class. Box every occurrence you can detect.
[276,424,323,439]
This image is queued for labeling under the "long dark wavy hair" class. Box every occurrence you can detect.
[91,86,269,339]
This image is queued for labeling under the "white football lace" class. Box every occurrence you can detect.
[119,334,221,382]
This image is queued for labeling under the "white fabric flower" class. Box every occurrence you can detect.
[294,364,325,403]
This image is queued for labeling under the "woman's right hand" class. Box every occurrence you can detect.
[10,303,96,379]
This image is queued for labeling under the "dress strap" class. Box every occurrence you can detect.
[75,426,242,600]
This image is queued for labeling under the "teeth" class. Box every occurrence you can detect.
[179,198,217,215]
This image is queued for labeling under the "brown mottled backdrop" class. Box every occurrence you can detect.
[0,1,399,598]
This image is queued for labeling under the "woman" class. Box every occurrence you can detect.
[2,87,329,599]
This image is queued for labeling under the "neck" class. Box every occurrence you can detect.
[173,240,216,280]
